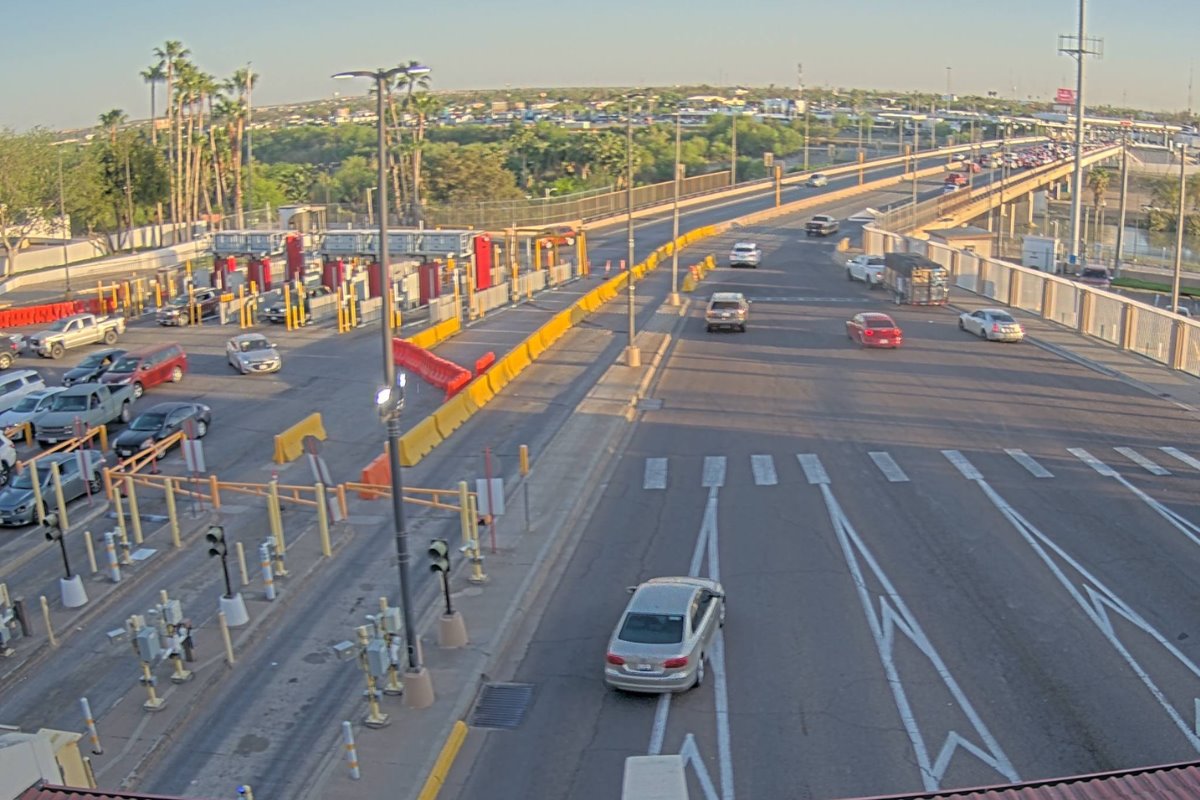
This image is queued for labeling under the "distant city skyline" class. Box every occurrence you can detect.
[1,0,1195,130]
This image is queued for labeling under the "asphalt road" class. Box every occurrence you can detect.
[449,204,1200,799]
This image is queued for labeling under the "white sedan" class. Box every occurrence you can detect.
[729,242,761,268]
[958,308,1025,342]
[226,333,282,374]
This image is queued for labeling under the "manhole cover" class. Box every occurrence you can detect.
[639,398,664,410]
[469,682,533,729]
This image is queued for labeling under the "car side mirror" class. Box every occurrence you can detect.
[626,586,638,594]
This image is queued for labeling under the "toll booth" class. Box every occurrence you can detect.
[418,262,442,305]
[285,233,305,281]
[473,233,494,289]
[319,231,372,293]
[212,230,288,292]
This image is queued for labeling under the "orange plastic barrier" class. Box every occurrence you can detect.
[474,351,496,376]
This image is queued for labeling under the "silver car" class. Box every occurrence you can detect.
[0,387,66,430]
[0,450,103,527]
[226,333,282,374]
[604,577,725,693]
[958,308,1025,342]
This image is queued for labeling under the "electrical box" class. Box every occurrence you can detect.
[160,599,183,626]
[366,639,390,677]
[135,626,161,662]
[379,607,403,634]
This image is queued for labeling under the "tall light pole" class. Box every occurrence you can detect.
[55,144,72,299]
[625,96,641,367]
[1113,129,1130,276]
[1171,143,1187,314]
[332,64,435,709]
[1060,0,1102,269]
[670,105,683,307]
[730,107,737,185]
[246,63,254,225]
[945,66,952,107]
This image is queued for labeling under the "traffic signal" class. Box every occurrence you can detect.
[42,512,61,541]
[428,539,450,574]
[206,525,227,558]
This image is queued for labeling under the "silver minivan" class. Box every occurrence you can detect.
[0,370,46,414]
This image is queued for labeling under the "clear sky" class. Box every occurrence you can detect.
[1,0,1196,130]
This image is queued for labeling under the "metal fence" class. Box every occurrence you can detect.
[863,225,1200,376]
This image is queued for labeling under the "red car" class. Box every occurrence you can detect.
[846,313,903,349]
[945,172,968,187]
[541,225,576,248]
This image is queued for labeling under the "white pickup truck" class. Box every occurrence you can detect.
[28,313,125,359]
[846,254,885,289]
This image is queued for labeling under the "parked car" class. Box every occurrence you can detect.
[27,314,125,359]
[942,183,961,195]
[705,292,749,333]
[806,214,839,237]
[604,577,725,693]
[112,401,211,460]
[806,173,829,187]
[959,308,1025,342]
[0,387,67,431]
[845,255,885,288]
[157,288,221,326]
[0,370,47,415]
[1075,267,1112,289]
[99,343,187,399]
[226,334,281,374]
[34,383,136,447]
[0,450,104,527]
[0,332,24,369]
[728,242,761,268]
[846,312,903,348]
[62,348,127,387]
[0,433,16,485]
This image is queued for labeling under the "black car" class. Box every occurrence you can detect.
[63,348,127,387]
[112,401,211,460]
[263,286,332,325]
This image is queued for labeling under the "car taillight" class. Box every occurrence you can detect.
[663,657,688,669]
[992,323,1000,333]
[606,653,625,666]
[864,329,875,336]
[892,329,901,337]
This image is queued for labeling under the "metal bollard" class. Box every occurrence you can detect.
[103,532,121,582]
[259,542,276,601]
[342,721,361,780]
[80,697,103,754]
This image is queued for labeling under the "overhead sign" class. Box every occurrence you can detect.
[1056,88,1076,105]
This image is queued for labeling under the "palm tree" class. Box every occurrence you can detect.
[407,92,442,223]
[394,64,433,222]
[98,110,133,248]
[141,62,167,244]
[226,67,257,228]
[1087,168,1111,241]
[153,40,190,234]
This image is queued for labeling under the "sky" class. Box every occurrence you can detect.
[2,0,1197,131]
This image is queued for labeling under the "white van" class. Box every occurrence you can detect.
[622,755,689,800]
[0,370,46,414]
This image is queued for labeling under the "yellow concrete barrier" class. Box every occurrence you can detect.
[568,304,588,325]
[417,720,469,800]
[433,393,476,440]
[525,333,546,361]
[486,359,514,395]
[399,415,442,467]
[273,413,327,464]
[501,344,532,376]
[466,376,495,409]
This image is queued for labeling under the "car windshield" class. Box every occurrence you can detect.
[49,318,74,332]
[51,395,88,412]
[733,245,754,251]
[130,412,167,431]
[239,339,272,352]
[1081,269,1107,279]
[866,318,895,329]
[711,301,742,310]
[79,352,108,368]
[12,395,41,412]
[109,357,138,373]
[867,257,884,265]
[10,464,56,490]
[618,612,685,644]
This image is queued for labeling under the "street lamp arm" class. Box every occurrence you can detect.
[331,70,380,80]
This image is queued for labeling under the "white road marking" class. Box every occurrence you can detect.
[711,633,734,800]
[815,483,1019,790]
[648,694,670,755]
[643,458,668,490]
[941,450,982,481]
[797,453,830,485]
[1115,447,1171,476]
[1005,448,1053,478]
[702,456,726,488]
[679,734,720,800]
[750,455,777,486]
[1068,447,1117,477]
[869,451,910,483]
[1162,446,1200,472]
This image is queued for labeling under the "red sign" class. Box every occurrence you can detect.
[1120,119,1133,128]
[1056,88,1076,104]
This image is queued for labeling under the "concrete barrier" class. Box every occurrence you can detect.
[398,415,442,468]
[466,376,494,409]
[272,412,327,464]
[433,393,476,439]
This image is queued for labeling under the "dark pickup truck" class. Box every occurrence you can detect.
[806,215,840,237]
[157,288,222,326]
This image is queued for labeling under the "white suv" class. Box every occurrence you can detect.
[729,242,761,268]
[705,292,749,333]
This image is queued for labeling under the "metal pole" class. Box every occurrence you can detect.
[911,125,918,207]
[246,63,254,223]
[1114,133,1129,276]
[385,417,417,670]
[625,98,640,367]
[670,108,681,306]
[57,147,72,299]
[1171,143,1187,314]
[730,111,737,185]
[1068,0,1088,269]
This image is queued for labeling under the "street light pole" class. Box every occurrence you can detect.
[333,64,434,709]
[1171,143,1187,314]
[56,145,72,299]
[730,110,737,186]
[670,107,682,307]
[625,98,641,367]
[1113,131,1129,276]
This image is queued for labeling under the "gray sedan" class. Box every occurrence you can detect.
[0,450,103,527]
[226,333,281,374]
[604,577,725,693]
[958,308,1025,342]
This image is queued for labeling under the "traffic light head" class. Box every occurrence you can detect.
[42,512,61,541]
[205,524,226,557]
[428,538,450,574]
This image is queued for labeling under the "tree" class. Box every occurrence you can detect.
[140,62,167,241]
[227,66,258,226]
[422,143,522,205]
[153,40,190,231]
[1086,168,1111,208]
[408,91,442,216]
[0,129,57,276]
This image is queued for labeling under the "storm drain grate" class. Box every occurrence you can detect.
[469,682,534,729]
[638,398,664,410]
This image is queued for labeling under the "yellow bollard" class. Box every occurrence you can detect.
[218,611,235,666]
[208,475,221,509]
[249,279,258,296]
[316,481,331,557]
[336,484,348,520]
[40,596,58,647]
[164,478,180,548]
[458,481,472,548]
[124,476,143,545]
[50,462,69,531]
[296,280,307,327]
[534,242,542,271]
[349,291,358,328]
[188,284,197,326]
[83,529,98,574]
[97,424,108,451]
[154,282,162,309]
[112,488,130,559]
[235,541,249,587]
[283,284,293,331]
[238,285,247,328]
[109,284,118,310]
[519,444,530,476]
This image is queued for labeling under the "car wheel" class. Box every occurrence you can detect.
[693,654,706,689]
[119,401,132,422]
[196,419,208,438]
[103,330,118,345]
[738,324,747,332]
[847,269,854,281]
[706,325,713,333]
[0,353,11,370]
[978,327,987,340]
[958,319,965,330]
[88,477,102,494]
[0,461,10,485]
[170,366,183,383]
[49,343,64,359]
[132,381,144,399]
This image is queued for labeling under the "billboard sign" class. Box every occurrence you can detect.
[1056,88,1076,105]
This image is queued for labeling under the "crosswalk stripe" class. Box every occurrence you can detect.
[1114,447,1171,476]
[941,450,983,480]
[1068,447,1118,477]
[1161,446,1200,471]
[868,451,910,483]
[750,455,777,486]
[643,458,668,490]
[1005,449,1054,478]
[797,454,829,485]
[702,456,726,488]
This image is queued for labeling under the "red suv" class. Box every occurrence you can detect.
[100,343,187,399]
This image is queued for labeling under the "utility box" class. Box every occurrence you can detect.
[1023,235,1059,273]
[366,639,390,677]
[135,626,161,662]
[379,606,403,634]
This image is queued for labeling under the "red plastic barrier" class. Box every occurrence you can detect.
[474,352,496,376]
[391,337,471,392]
[0,300,88,329]
[444,371,472,399]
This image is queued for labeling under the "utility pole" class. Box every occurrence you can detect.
[246,63,254,226]
[1171,143,1187,314]
[1113,130,1129,276]
[799,63,809,171]
[670,107,682,306]
[730,109,737,185]
[1059,0,1103,270]
[625,96,640,368]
